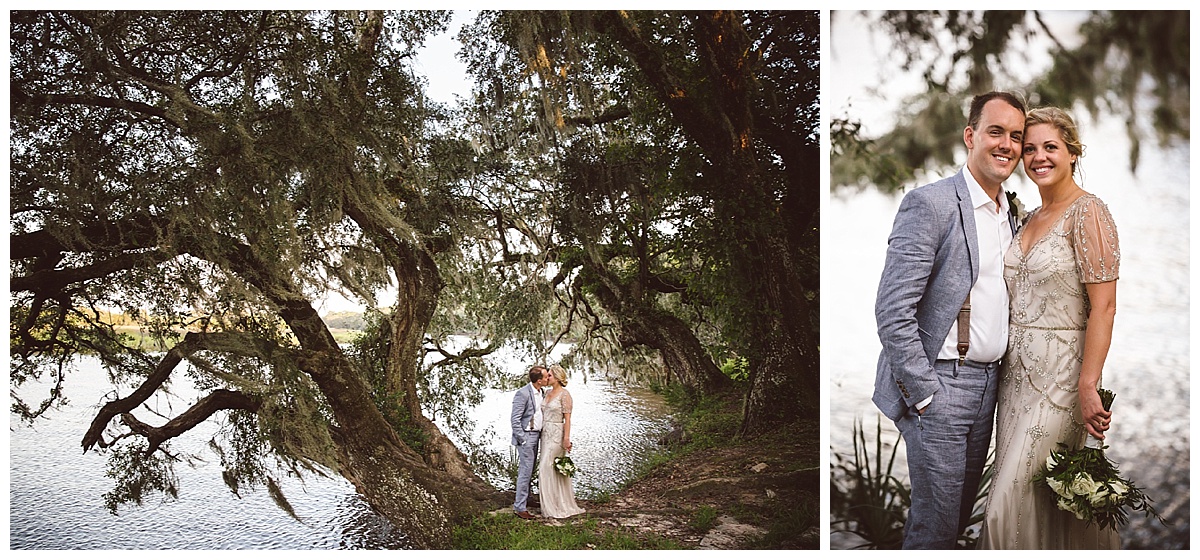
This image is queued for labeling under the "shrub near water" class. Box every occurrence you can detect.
[830,415,992,549]
[690,505,719,532]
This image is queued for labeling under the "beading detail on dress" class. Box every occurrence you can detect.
[978,193,1120,549]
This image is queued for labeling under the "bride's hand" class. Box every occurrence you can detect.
[564,440,572,452]
[1079,389,1112,439]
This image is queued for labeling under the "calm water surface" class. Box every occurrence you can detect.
[10,348,672,549]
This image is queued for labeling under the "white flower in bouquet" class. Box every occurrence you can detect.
[1057,497,1084,520]
[553,455,579,478]
[1046,477,1071,499]
[1032,388,1167,531]
[1070,472,1099,497]
[1088,488,1110,507]
[1107,481,1128,505]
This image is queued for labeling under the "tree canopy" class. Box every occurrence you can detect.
[831,10,1189,191]
[10,10,499,547]
[456,11,820,425]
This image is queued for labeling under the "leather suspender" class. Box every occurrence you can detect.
[957,294,971,365]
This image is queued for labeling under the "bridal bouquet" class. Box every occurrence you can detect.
[554,455,579,478]
[1032,388,1165,530]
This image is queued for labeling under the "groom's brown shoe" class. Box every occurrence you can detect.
[515,510,535,520]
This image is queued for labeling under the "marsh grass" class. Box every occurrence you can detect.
[830,415,993,549]
[830,415,909,549]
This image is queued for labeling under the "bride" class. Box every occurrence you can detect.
[537,364,585,518]
[979,106,1120,549]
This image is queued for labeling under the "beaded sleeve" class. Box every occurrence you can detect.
[1071,195,1120,283]
[561,391,573,415]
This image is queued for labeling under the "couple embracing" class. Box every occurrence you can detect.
[511,364,586,520]
[874,92,1122,549]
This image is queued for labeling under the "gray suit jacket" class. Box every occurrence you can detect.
[872,170,1016,421]
[510,383,541,446]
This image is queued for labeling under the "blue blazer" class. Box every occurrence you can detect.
[510,384,541,446]
[872,170,1016,421]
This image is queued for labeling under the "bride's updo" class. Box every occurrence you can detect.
[549,364,569,387]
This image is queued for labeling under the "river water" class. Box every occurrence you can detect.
[9,350,673,549]
[825,111,1191,548]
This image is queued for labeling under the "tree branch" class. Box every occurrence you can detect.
[426,338,500,368]
[121,389,262,454]
[11,89,183,129]
[564,104,632,127]
[597,11,727,155]
[10,249,173,294]
[9,212,170,260]
[81,331,286,452]
[184,13,268,91]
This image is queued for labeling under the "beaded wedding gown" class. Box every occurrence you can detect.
[538,389,585,518]
[979,194,1120,549]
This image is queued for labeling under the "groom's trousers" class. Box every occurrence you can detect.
[896,359,999,549]
[513,431,542,512]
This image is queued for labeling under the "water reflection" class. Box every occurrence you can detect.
[10,354,672,549]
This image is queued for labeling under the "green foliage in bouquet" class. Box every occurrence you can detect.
[1032,389,1167,531]
[554,455,579,478]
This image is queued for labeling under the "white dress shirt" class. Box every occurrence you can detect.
[529,384,544,431]
[919,166,1013,411]
[937,165,1013,363]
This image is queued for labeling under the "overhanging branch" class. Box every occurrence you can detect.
[9,213,170,260]
[10,249,173,294]
[11,89,184,129]
[121,389,262,454]
[81,331,288,452]
[426,338,500,368]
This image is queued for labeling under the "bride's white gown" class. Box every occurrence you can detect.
[538,389,585,518]
[979,194,1120,549]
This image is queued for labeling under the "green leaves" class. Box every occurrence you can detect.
[833,10,1191,190]
[830,416,908,549]
[1032,389,1166,531]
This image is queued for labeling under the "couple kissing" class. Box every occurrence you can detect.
[511,364,585,520]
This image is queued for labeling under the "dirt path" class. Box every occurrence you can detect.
[521,419,819,549]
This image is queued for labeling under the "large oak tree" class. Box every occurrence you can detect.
[459,10,820,428]
[10,10,500,548]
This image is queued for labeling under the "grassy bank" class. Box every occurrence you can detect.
[452,384,819,549]
[452,513,683,549]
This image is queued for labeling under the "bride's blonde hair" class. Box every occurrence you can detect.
[549,364,569,387]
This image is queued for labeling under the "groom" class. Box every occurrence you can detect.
[511,365,549,519]
[873,91,1024,549]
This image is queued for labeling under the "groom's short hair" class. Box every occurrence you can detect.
[967,91,1026,129]
[527,366,545,383]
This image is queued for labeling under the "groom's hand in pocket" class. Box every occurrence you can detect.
[916,394,933,415]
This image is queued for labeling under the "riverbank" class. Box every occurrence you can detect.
[453,388,819,549]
